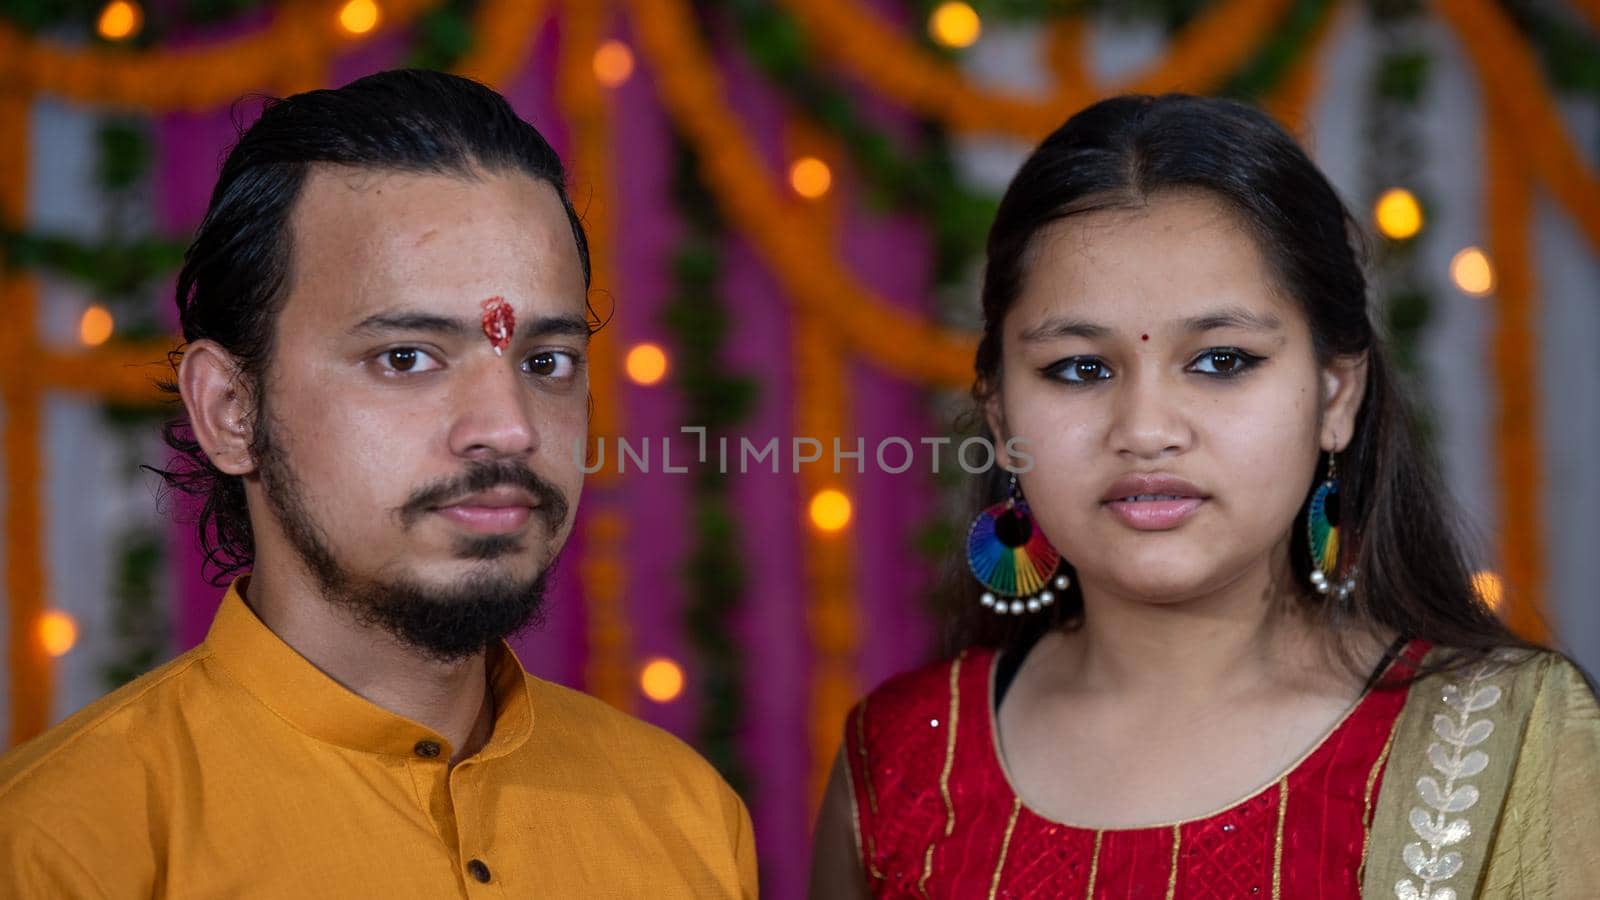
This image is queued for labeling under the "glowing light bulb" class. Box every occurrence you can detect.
[1450,247,1495,296]
[1374,188,1423,240]
[593,40,635,88]
[96,1,142,41]
[809,489,853,532]
[789,157,832,200]
[1472,571,1505,611]
[38,611,78,658]
[338,0,380,36]
[929,2,981,49]
[625,343,669,386]
[79,305,114,347]
[640,658,685,702]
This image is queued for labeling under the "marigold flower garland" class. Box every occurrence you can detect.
[0,0,434,111]
[626,0,977,388]
[1436,0,1600,251]
[774,0,1294,138]
[557,0,634,711]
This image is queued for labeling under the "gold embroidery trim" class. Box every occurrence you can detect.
[1166,824,1181,900]
[855,696,879,817]
[1272,777,1288,900]
[987,797,1022,900]
[1084,830,1104,899]
[918,653,964,898]
[1357,717,1400,886]
[843,709,885,882]
[919,845,935,899]
[940,653,963,839]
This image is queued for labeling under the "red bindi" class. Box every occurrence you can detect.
[481,296,515,356]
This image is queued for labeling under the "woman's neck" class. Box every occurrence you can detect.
[1061,552,1350,702]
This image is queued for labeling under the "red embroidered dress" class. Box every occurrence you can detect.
[845,646,1419,898]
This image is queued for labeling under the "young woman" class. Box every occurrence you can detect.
[810,94,1600,898]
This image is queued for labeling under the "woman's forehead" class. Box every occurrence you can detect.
[1013,195,1295,331]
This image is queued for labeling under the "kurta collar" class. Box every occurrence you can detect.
[203,577,535,760]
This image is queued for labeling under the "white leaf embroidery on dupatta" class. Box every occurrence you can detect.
[1395,659,1506,900]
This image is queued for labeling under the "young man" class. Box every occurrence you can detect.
[0,69,755,897]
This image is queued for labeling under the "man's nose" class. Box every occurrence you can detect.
[446,364,538,460]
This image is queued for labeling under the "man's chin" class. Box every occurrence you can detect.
[415,554,549,587]
[450,533,529,562]
[331,566,550,659]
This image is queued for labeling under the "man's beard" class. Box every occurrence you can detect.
[252,412,570,662]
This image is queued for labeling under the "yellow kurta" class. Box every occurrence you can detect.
[0,581,757,898]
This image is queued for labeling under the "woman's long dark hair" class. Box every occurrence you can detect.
[948,94,1538,678]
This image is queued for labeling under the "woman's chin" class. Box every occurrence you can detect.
[1079,565,1243,608]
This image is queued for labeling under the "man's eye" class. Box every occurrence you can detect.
[377,348,442,373]
[524,350,578,378]
[1044,356,1113,384]
[1188,348,1264,377]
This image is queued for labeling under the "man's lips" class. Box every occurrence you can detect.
[1100,474,1209,531]
[431,489,539,535]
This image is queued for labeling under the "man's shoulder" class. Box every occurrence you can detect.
[0,645,213,805]
[520,674,729,787]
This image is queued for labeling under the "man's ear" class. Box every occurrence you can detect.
[1319,352,1368,452]
[178,340,259,476]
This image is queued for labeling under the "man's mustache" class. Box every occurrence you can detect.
[396,461,570,531]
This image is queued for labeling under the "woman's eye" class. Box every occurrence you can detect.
[524,350,579,379]
[1046,357,1113,383]
[376,347,442,373]
[1189,348,1262,376]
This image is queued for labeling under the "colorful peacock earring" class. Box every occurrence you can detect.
[967,474,1070,615]
[1307,452,1356,601]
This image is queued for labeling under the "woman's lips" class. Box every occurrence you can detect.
[434,504,533,534]
[1103,496,1205,530]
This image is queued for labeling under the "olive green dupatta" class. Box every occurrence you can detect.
[1363,649,1600,898]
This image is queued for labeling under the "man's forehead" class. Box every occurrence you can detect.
[282,167,586,322]
[290,165,568,243]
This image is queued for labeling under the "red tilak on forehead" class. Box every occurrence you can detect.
[481,295,515,356]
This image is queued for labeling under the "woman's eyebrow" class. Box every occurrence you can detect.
[1183,308,1284,333]
[1018,308,1284,343]
[1018,317,1113,342]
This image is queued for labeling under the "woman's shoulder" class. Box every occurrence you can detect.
[1411,644,1591,697]
[1489,647,1600,724]
[859,648,998,714]
[1396,644,1598,755]
[844,649,1003,854]
[850,648,999,749]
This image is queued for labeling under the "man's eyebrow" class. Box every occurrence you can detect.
[1183,308,1285,333]
[349,312,470,337]
[348,312,593,339]
[524,315,593,340]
